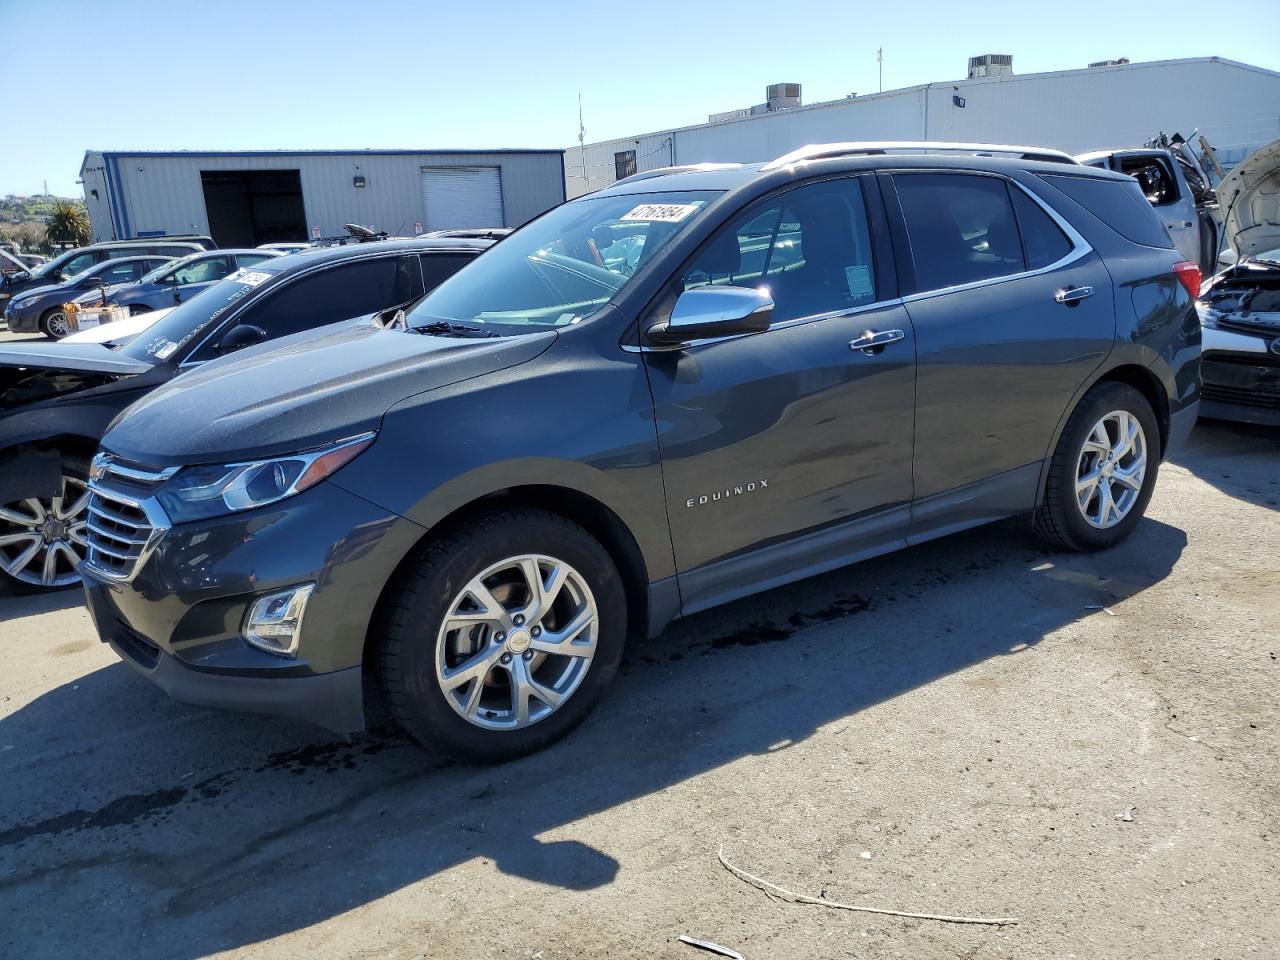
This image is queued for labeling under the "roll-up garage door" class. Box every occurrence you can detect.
[420,166,505,231]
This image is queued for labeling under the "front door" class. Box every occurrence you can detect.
[889,171,1115,513]
[644,176,916,611]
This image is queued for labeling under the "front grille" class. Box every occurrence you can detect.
[1217,316,1280,338]
[83,455,177,582]
[1202,383,1280,410]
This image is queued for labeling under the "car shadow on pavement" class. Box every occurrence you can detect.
[1173,419,1279,511]
[0,517,1187,959]
[0,581,83,620]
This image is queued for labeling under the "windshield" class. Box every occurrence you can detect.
[119,265,284,362]
[406,190,720,334]
[30,249,79,278]
[140,253,203,284]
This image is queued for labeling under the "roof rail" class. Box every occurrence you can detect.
[761,141,1078,171]
[614,162,743,186]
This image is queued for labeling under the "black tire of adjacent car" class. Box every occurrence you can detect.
[1198,211,1218,276]
[1034,382,1161,552]
[378,508,628,762]
[39,307,69,340]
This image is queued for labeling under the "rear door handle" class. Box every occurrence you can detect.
[849,328,905,353]
[1055,285,1094,305]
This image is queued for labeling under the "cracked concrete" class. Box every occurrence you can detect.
[0,415,1276,959]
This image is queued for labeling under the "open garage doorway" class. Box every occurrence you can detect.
[200,170,307,247]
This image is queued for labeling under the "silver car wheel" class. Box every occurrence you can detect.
[1074,410,1147,529]
[43,311,69,339]
[0,475,90,587]
[435,553,598,731]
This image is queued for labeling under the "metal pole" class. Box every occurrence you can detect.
[878,47,883,93]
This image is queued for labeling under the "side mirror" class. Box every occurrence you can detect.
[217,324,268,354]
[645,286,774,346]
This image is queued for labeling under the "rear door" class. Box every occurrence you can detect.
[888,171,1114,521]
[645,175,916,610]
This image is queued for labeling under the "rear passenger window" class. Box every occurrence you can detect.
[1010,188,1073,269]
[893,173,1024,290]
[420,253,475,293]
[1040,174,1174,250]
[684,178,876,324]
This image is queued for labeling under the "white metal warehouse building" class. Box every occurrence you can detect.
[80,149,565,247]
[567,57,1280,197]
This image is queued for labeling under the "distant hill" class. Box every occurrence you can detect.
[0,194,86,253]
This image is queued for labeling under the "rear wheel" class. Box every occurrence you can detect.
[39,307,70,340]
[1034,382,1160,551]
[0,456,91,591]
[379,509,627,762]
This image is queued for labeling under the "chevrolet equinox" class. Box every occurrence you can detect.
[81,143,1202,761]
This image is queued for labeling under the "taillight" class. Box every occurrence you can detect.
[1173,261,1201,299]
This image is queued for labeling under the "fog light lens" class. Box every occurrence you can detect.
[243,584,315,657]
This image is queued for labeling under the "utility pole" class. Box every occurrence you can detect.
[878,47,883,93]
[577,93,587,186]
[43,179,48,197]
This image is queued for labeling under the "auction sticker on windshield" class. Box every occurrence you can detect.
[230,271,272,287]
[620,203,700,223]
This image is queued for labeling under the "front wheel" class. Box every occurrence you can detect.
[1034,382,1161,551]
[0,456,91,591]
[379,508,627,762]
[39,307,70,340]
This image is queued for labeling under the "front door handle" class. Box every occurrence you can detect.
[1055,285,1094,305]
[849,328,905,354]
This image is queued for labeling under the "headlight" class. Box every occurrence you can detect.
[13,296,37,309]
[1195,301,1221,330]
[156,432,375,522]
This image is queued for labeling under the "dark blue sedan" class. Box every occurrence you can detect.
[3,256,175,338]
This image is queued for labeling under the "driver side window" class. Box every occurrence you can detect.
[683,178,876,325]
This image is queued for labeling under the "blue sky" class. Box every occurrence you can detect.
[3,0,1279,196]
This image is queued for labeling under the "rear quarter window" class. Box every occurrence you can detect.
[1039,174,1174,250]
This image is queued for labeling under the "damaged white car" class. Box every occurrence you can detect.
[1197,139,1280,425]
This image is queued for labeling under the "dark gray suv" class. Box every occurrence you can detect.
[82,143,1202,761]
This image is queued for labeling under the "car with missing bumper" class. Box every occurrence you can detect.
[81,142,1200,762]
[1195,138,1280,425]
[0,237,492,591]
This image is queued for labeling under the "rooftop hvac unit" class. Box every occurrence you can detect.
[1088,58,1131,67]
[765,83,802,111]
[967,54,1013,79]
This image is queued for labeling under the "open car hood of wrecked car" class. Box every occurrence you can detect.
[0,342,153,376]
[1219,137,1280,258]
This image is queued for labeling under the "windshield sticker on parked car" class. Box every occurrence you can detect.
[154,342,178,360]
[620,203,700,223]
[230,270,272,287]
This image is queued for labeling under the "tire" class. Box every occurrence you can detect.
[0,454,91,592]
[38,307,70,340]
[1034,382,1161,552]
[379,508,627,762]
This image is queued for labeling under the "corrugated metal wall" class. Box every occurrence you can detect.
[565,58,1280,198]
[87,150,565,243]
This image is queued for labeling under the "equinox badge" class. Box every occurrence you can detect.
[686,479,769,508]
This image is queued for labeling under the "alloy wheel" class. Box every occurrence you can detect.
[43,311,69,339]
[1074,410,1147,529]
[435,553,598,730]
[0,476,90,588]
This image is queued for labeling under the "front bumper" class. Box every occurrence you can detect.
[2,303,38,333]
[1200,327,1280,426]
[81,478,427,734]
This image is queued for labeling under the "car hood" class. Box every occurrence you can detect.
[0,341,154,375]
[1219,137,1280,258]
[102,320,557,466]
[61,307,173,345]
[7,281,69,303]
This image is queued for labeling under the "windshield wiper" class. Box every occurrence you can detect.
[412,320,501,339]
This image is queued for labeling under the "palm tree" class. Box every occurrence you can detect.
[46,201,91,247]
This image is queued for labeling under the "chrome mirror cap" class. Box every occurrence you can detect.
[647,286,774,346]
